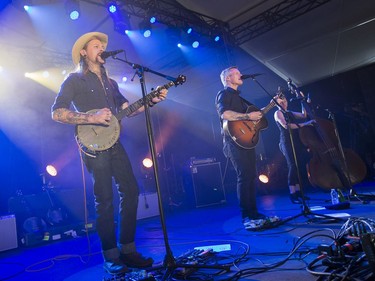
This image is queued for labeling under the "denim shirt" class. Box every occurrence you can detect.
[52,70,128,115]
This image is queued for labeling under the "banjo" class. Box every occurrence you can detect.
[76,75,186,156]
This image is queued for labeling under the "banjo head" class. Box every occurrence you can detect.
[76,109,121,152]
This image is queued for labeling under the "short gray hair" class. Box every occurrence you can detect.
[220,66,237,86]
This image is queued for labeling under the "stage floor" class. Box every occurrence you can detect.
[1,181,374,281]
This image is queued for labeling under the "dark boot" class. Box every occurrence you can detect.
[120,252,154,268]
[103,258,128,274]
[290,192,301,204]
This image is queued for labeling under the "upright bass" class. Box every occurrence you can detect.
[287,80,367,190]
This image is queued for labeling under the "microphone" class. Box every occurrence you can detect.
[101,49,124,59]
[241,73,262,80]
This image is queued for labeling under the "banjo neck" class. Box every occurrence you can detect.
[75,75,187,156]
[116,79,180,120]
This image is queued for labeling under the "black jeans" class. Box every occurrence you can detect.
[83,142,139,256]
[224,140,258,219]
[279,141,298,186]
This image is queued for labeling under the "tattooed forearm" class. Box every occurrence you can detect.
[66,111,92,123]
[52,108,93,124]
[222,110,250,121]
[235,114,250,120]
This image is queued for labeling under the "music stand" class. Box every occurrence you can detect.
[249,76,345,224]
[112,55,231,280]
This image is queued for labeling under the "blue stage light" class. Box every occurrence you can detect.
[108,4,117,13]
[177,43,182,48]
[192,41,199,48]
[143,29,151,38]
[65,0,80,20]
[106,0,119,13]
[214,35,220,42]
[107,1,132,36]
[139,19,152,38]
[187,27,192,34]
[70,10,80,20]
[149,16,156,24]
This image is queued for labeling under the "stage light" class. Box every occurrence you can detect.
[106,1,131,35]
[24,5,30,11]
[258,174,269,184]
[139,19,152,38]
[142,158,153,169]
[166,27,182,47]
[192,40,199,48]
[46,165,57,177]
[64,0,80,20]
[257,156,273,185]
[107,1,118,13]
[214,35,220,42]
[187,27,192,34]
[143,30,151,37]
[114,19,131,35]
[149,16,156,24]
[70,11,79,20]
[122,76,127,82]
[23,217,47,235]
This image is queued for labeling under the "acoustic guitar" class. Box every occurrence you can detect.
[223,94,283,149]
[76,75,186,156]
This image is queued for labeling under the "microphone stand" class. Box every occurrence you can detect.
[325,109,373,203]
[113,56,230,279]
[249,76,344,224]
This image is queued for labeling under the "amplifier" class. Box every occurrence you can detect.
[137,193,159,220]
[0,214,18,252]
[191,162,226,208]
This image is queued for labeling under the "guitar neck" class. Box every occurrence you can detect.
[261,93,284,115]
[115,81,176,120]
[261,100,276,115]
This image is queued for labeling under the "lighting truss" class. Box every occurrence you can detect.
[230,0,333,45]
[84,0,233,44]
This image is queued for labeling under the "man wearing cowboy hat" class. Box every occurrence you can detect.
[51,32,167,274]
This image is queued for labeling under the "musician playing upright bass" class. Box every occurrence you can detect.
[51,32,167,275]
[215,66,281,230]
[274,93,315,204]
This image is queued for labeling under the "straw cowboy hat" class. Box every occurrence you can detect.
[71,32,108,65]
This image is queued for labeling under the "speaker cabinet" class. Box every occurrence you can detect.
[137,193,159,220]
[0,214,18,251]
[191,162,226,208]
